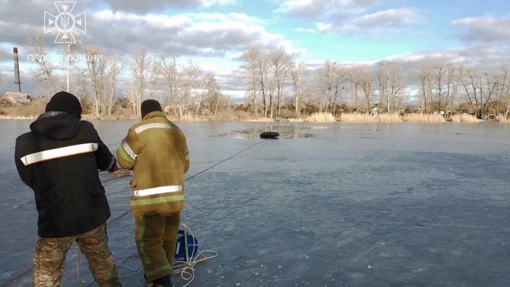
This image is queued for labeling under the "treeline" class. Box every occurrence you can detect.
[25,34,510,119]
[239,44,510,119]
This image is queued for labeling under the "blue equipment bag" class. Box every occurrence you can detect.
[175,228,199,262]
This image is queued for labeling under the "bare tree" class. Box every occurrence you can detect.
[378,61,406,113]
[178,60,202,117]
[154,56,203,117]
[84,45,104,116]
[416,65,433,113]
[378,62,390,112]
[459,66,482,117]
[257,49,271,118]
[0,51,6,87]
[159,55,182,114]
[496,65,510,117]
[458,66,500,118]
[316,60,348,114]
[332,63,348,115]
[104,53,125,116]
[430,64,459,114]
[198,76,227,117]
[289,62,309,116]
[269,47,291,117]
[195,73,217,116]
[347,65,368,112]
[124,82,138,116]
[239,44,262,117]
[318,60,335,113]
[129,47,150,116]
[83,47,125,116]
[443,64,460,115]
[480,71,498,117]
[240,45,273,118]
[147,55,161,100]
[26,33,59,93]
[351,65,375,113]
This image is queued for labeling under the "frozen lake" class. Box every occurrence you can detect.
[1,120,510,287]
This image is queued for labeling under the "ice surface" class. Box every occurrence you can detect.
[1,120,510,287]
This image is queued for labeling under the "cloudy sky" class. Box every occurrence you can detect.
[0,0,509,99]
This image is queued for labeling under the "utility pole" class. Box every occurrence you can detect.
[66,43,70,92]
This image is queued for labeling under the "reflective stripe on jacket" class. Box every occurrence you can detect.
[116,111,190,216]
[20,143,99,166]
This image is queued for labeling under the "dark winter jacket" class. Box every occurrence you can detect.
[15,112,116,238]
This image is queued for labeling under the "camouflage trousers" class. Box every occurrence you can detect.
[31,223,122,287]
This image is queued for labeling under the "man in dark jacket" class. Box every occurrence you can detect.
[116,99,190,287]
[14,91,122,287]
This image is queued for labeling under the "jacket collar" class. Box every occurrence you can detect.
[142,111,166,121]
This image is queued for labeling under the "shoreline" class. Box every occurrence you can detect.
[0,112,508,124]
[0,117,505,124]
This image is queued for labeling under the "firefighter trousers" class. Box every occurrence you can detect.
[134,212,181,282]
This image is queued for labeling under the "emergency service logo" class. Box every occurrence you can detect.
[44,1,86,44]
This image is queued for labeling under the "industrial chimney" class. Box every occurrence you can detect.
[13,47,21,92]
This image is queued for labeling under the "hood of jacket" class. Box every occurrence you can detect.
[29,111,81,140]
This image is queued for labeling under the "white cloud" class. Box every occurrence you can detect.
[276,0,424,36]
[275,0,385,18]
[275,0,326,18]
[314,22,333,32]
[203,0,237,7]
[353,8,423,29]
[452,16,510,43]
[295,27,316,34]
[94,11,192,29]
[98,0,237,12]
[384,44,510,72]
[325,8,424,36]
[84,10,297,57]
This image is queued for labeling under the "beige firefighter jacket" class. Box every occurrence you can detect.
[116,111,190,216]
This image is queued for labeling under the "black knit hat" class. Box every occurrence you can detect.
[45,91,82,118]
[141,99,162,119]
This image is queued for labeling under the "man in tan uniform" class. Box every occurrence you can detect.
[116,99,190,287]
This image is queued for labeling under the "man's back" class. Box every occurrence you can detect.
[116,111,189,216]
[15,112,114,238]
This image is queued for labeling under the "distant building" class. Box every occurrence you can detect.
[0,92,33,107]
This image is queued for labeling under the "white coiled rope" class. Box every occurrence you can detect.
[170,223,218,287]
